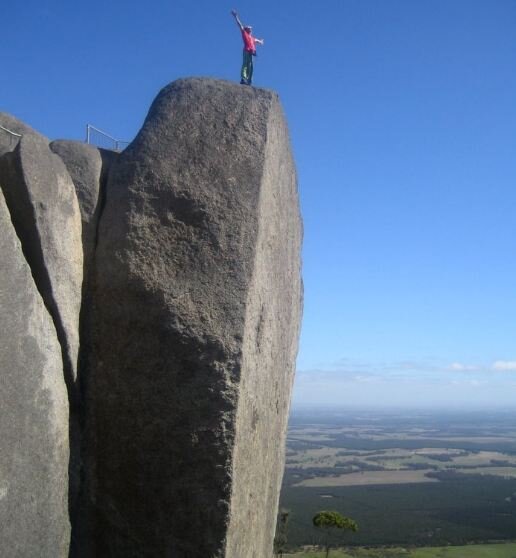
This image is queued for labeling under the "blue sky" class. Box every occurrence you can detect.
[4,0,516,409]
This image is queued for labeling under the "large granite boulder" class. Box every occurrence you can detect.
[0,112,40,156]
[0,134,83,388]
[50,140,118,271]
[0,134,84,529]
[86,78,302,557]
[0,188,70,557]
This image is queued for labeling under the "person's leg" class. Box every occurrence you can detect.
[240,50,247,83]
[240,50,253,85]
[247,55,253,85]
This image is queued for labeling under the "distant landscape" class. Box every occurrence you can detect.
[278,408,516,552]
[284,543,516,558]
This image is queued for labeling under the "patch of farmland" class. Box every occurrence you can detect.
[455,467,516,478]
[410,542,516,558]
[289,447,343,468]
[450,451,516,467]
[360,449,458,469]
[420,436,516,443]
[295,469,439,487]
[414,448,465,456]
[284,543,516,558]
[286,543,516,558]
[289,433,335,442]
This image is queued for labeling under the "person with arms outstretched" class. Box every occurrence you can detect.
[231,10,264,85]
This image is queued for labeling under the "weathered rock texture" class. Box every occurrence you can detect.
[0,78,302,558]
[0,112,39,156]
[0,134,83,388]
[0,188,70,557]
[86,78,302,557]
[50,140,118,270]
[224,86,302,557]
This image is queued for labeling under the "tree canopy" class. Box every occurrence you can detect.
[312,511,358,558]
[313,511,358,531]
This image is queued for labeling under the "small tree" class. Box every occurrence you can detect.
[273,508,290,557]
[312,510,358,558]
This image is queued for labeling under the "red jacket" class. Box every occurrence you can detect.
[241,29,256,53]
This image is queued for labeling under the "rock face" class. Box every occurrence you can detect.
[50,140,118,270]
[224,86,303,557]
[85,78,302,557]
[0,134,83,388]
[0,188,70,557]
[0,78,302,558]
[0,113,39,156]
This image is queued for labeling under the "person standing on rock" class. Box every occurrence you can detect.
[231,10,264,86]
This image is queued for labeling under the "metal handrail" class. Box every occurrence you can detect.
[86,124,128,152]
[0,124,22,148]
[0,125,22,138]
[86,124,116,144]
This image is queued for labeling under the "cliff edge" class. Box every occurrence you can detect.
[0,78,303,558]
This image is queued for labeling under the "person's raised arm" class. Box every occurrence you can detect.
[231,10,244,31]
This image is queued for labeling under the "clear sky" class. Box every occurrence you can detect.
[4,0,516,409]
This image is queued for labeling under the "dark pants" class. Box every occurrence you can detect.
[241,50,253,84]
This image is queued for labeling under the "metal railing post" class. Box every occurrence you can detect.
[84,124,128,151]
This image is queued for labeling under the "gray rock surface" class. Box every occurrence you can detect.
[0,112,40,156]
[0,188,70,557]
[86,78,302,557]
[0,134,83,387]
[50,140,118,270]
[223,86,303,558]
